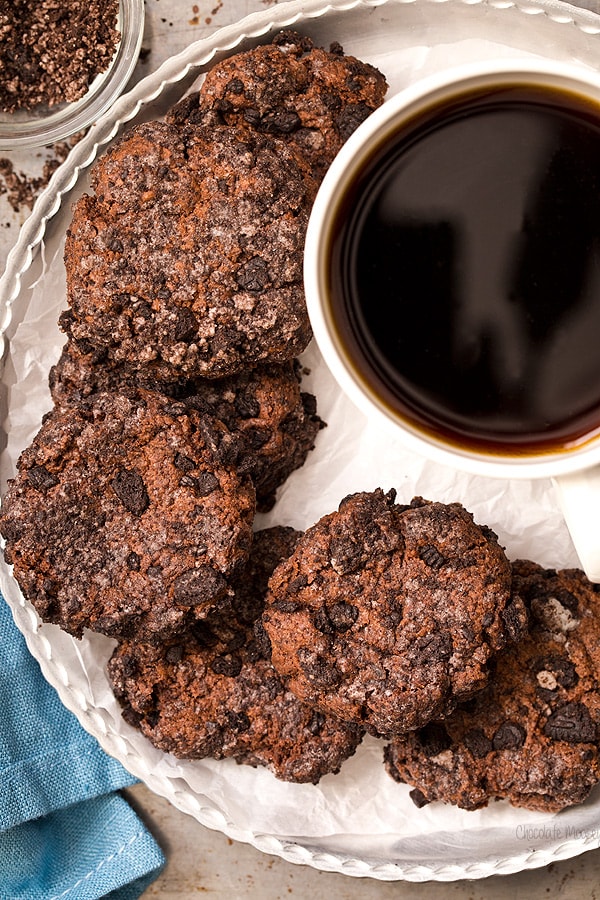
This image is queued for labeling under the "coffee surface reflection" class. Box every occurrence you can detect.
[329,84,600,453]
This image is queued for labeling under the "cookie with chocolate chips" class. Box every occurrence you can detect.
[170,31,388,181]
[384,560,600,812]
[262,490,524,736]
[108,527,364,783]
[64,120,316,379]
[49,332,194,405]
[184,361,324,512]
[0,389,255,642]
[50,335,324,513]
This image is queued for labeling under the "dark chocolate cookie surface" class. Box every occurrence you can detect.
[64,120,315,379]
[262,490,523,736]
[384,560,600,812]
[171,31,388,180]
[50,336,323,513]
[184,361,324,512]
[108,527,364,782]
[0,390,255,641]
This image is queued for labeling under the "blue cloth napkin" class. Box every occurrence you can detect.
[0,594,165,900]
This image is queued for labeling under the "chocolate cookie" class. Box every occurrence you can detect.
[108,527,364,782]
[185,361,324,512]
[262,491,524,736]
[49,331,192,405]
[49,336,324,512]
[64,120,315,379]
[0,389,255,641]
[170,31,388,180]
[384,560,600,812]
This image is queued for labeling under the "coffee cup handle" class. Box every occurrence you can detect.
[552,470,600,582]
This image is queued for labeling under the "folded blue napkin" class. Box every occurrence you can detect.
[0,594,165,900]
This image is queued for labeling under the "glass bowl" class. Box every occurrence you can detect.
[0,0,145,150]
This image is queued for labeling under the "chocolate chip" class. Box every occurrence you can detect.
[172,307,197,342]
[314,602,358,635]
[417,722,452,758]
[236,256,269,292]
[111,469,149,516]
[464,728,493,759]
[195,471,220,496]
[288,574,308,593]
[418,544,446,569]
[173,453,196,472]
[334,102,373,140]
[500,598,527,642]
[329,601,359,632]
[126,552,141,571]
[556,588,579,616]
[210,653,243,677]
[409,788,431,809]
[121,706,143,729]
[297,649,340,688]
[413,632,452,665]
[226,77,245,95]
[314,608,334,634]
[165,644,185,665]
[329,536,363,574]
[243,107,262,128]
[308,710,326,735]
[234,394,260,419]
[260,108,302,134]
[173,567,227,606]
[382,608,403,629]
[544,702,596,743]
[26,465,58,491]
[226,710,250,732]
[492,721,526,750]
[245,426,271,450]
[272,600,302,613]
[253,619,272,658]
[117,654,138,680]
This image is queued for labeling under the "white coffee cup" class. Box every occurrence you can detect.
[304,58,600,581]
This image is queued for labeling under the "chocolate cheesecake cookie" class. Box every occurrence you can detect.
[262,490,525,736]
[0,389,255,641]
[384,560,600,812]
[108,527,364,782]
[64,120,315,379]
[170,31,388,180]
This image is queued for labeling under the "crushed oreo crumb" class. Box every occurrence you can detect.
[0,1,120,113]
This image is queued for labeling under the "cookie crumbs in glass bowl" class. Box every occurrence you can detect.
[0,0,144,150]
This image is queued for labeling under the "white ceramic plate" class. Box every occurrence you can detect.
[4,0,600,881]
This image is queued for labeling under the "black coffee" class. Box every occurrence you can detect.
[328,83,600,454]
